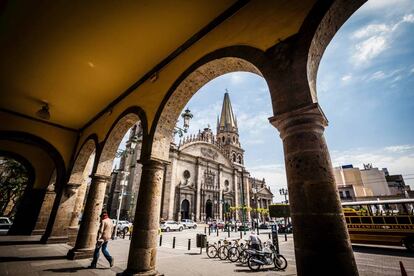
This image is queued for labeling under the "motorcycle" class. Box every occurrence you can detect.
[247,243,287,271]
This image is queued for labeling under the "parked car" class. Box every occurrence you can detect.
[111,219,132,235]
[259,223,271,229]
[0,217,12,235]
[181,219,197,229]
[160,220,183,232]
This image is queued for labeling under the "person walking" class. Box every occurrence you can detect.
[249,231,262,251]
[88,211,114,268]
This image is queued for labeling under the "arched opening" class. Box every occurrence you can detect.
[68,107,147,258]
[205,199,213,221]
[0,131,65,236]
[180,199,190,220]
[0,153,34,223]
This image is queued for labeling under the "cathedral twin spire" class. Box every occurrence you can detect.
[217,91,238,134]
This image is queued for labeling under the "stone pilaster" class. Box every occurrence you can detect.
[43,183,81,243]
[269,103,358,276]
[32,187,56,235]
[67,174,110,259]
[120,159,164,276]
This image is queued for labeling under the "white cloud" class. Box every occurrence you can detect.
[351,14,414,66]
[369,70,386,80]
[352,24,390,39]
[341,74,352,82]
[365,68,405,82]
[353,35,388,64]
[248,163,288,203]
[403,14,414,23]
[384,144,414,153]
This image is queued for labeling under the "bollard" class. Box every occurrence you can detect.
[217,227,219,237]
[240,231,242,239]
[208,227,211,236]
[204,227,207,234]
[228,228,230,238]
[173,237,176,249]
[285,232,287,241]
[159,235,163,246]
[123,230,126,239]
[188,239,191,250]
[256,226,259,235]
[268,233,271,239]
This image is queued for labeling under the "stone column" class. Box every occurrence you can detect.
[195,158,202,221]
[233,170,239,220]
[269,103,358,276]
[32,186,56,235]
[67,174,110,259]
[245,176,251,222]
[69,181,88,228]
[218,165,223,220]
[43,183,80,243]
[121,159,164,276]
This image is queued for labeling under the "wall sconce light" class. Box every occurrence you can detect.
[36,103,50,120]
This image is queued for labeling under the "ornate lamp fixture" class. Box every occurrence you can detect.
[36,103,50,120]
[174,108,193,137]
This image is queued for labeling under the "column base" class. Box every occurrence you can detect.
[42,235,68,244]
[117,270,164,276]
[67,247,95,260]
[32,229,45,235]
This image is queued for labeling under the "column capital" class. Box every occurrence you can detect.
[268,103,328,139]
[89,174,111,183]
[140,157,169,170]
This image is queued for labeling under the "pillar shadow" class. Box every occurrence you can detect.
[43,266,111,273]
[0,240,41,246]
[352,245,414,257]
[0,255,66,263]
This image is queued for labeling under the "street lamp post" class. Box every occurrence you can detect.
[174,108,193,137]
[279,188,289,240]
[251,187,259,234]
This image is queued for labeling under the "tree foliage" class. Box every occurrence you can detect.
[269,204,290,218]
[0,157,29,217]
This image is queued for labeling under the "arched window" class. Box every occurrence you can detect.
[232,153,236,162]
[238,155,242,164]
[222,136,225,143]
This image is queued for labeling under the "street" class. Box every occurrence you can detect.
[0,227,413,275]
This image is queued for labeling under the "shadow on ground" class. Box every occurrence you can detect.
[352,245,414,258]
[0,255,66,262]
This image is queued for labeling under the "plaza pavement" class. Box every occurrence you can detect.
[0,227,413,275]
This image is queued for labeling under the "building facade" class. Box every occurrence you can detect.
[107,93,273,222]
[334,164,410,201]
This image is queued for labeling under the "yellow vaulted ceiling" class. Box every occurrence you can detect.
[0,0,236,129]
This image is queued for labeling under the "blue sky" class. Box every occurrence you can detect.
[118,1,414,202]
[176,0,414,202]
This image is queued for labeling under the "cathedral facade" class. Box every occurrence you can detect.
[106,93,273,223]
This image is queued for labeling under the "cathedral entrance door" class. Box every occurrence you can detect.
[181,199,190,220]
[206,199,213,220]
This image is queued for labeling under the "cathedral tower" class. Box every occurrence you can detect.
[216,92,244,165]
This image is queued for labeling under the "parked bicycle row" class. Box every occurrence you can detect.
[205,234,288,272]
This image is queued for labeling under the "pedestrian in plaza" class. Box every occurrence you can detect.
[249,231,262,251]
[88,211,114,269]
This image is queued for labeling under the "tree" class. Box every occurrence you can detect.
[0,157,29,217]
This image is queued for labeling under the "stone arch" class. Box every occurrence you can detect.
[301,0,365,102]
[96,106,148,176]
[0,131,66,236]
[150,46,270,162]
[68,135,98,185]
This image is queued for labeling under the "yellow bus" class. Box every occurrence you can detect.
[342,199,414,251]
